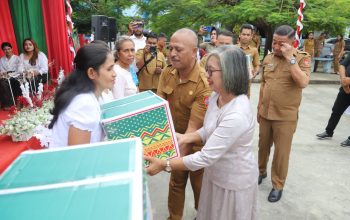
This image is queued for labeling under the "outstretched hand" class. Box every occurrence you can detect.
[144,155,165,176]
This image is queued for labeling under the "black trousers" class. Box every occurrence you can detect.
[0,78,21,107]
[325,88,350,139]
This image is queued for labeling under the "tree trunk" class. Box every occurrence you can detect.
[264,25,273,58]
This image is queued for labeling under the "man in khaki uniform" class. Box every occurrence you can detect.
[136,32,166,93]
[157,28,211,220]
[199,30,234,68]
[237,24,261,97]
[257,25,311,202]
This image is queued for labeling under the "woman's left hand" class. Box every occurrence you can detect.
[144,155,165,176]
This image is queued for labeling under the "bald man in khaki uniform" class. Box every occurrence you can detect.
[157,28,211,220]
[257,25,311,203]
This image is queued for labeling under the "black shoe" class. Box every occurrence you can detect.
[258,173,267,185]
[340,138,350,147]
[316,131,332,139]
[268,188,283,202]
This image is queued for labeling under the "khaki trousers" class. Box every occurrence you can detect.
[258,117,297,190]
[333,54,341,73]
[167,168,204,220]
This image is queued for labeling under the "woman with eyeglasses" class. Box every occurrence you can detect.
[146,45,258,220]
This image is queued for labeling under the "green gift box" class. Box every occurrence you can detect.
[101,91,180,161]
[0,138,150,220]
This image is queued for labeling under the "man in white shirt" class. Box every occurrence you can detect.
[0,42,20,109]
[128,19,146,52]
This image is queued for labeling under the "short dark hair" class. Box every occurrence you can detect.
[1,42,12,50]
[158,32,167,39]
[274,25,295,39]
[219,30,234,38]
[240,24,254,34]
[147,32,158,40]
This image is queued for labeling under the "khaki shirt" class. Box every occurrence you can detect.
[200,54,208,68]
[136,49,166,90]
[258,50,311,121]
[157,63,212,134]
[334,40,345,55]
[249,35,260,48]
[238,44,260,68]
[303,39,315,57]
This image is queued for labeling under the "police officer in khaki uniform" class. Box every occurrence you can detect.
[199,30,234,68]
[333,35,345,74]
[237,24,261,98]
[257,25,311,203]
[136,32,166,93]
[157,28,211,220]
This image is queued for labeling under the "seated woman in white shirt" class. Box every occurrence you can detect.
[48,43,116,148]
[146,46,258,220]
[112,36,138,98]
[18,38,48,90]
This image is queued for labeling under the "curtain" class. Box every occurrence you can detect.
[0,0,19,56]
[41,0,73,79]
[9,0,47,54]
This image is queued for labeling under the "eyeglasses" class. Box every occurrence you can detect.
[205,69,222,77]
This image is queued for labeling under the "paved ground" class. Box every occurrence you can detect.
[147,74,350,220]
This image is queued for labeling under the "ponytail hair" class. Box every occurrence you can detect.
[48,43,111,129]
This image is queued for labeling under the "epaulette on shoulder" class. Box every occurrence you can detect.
[297,50,308,55]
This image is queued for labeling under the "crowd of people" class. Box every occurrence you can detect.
[1,20,350,220]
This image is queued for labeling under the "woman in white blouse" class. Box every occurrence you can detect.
[112,36,138,98]
[19,38,48,88]
[146,45,258,220]
[48,44,116,148]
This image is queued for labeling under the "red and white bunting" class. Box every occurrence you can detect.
[294,0,306,48]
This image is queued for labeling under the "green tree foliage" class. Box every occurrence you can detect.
[137,0,350,55]
[70,0,135,34]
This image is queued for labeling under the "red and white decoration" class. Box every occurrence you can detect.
[294,0,306,48]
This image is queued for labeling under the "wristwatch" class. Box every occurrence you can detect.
[164,159,172,173]
[289,57,297,65]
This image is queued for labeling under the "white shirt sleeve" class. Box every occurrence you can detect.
[37,52,48,75]
[183,113,249,171]
[63,94,100,132]
[112,74,127,99]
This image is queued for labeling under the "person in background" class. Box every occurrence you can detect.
[157,28,212,220]
[136,32,166,93]
[257,25,311,202]
[250,28,261,51]
[316,54,350,147]
[199,26,218,54]
[0,42,20,109]
[113,36,138,99]
[147,45,258,220]
[237,24,261,98]
[18,38,48,93]
[128,19,146,52]
[48,43,116,148]
[303,32,315,58]
[313,32,326,72]
[157,32,169,59]
[200,30,234,68]
[333,34,345,74]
